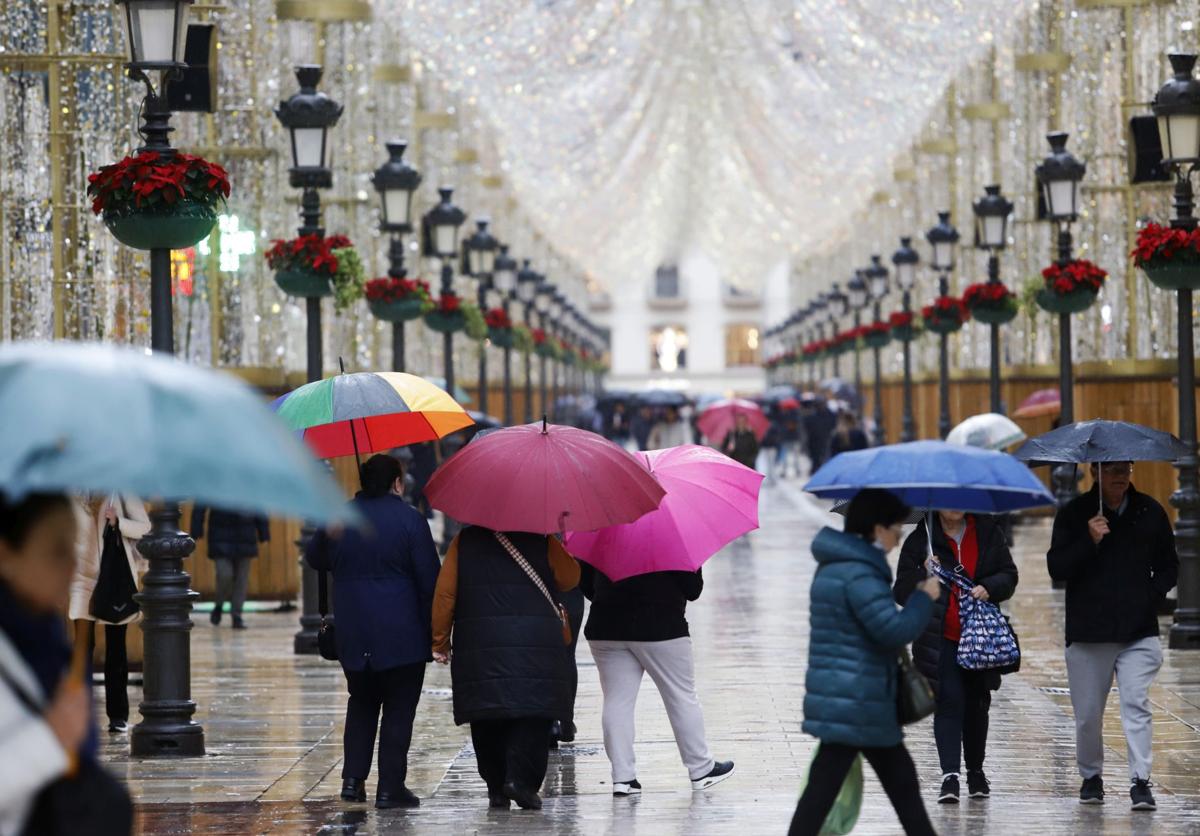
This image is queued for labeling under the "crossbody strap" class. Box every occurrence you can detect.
[493,532,564,624]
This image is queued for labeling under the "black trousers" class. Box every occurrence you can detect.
[934,638,991,775]
[342,663,426,791]
[562,588,585,727]
[470,718,552,795]
[789,742,935,836]
[82,622,129,724]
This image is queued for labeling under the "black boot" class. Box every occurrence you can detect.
[503,781,543,810]
[376,786,420,809]
[209,603,222,626]
[340,778,366,802]
[559,721,576,743]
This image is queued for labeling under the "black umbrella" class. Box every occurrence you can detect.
[637,389,690,407]
[1013,419,1187,467]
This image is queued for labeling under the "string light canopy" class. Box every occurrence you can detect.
[391,0,1033,291]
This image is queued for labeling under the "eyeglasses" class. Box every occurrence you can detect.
[1097,464,1133,475]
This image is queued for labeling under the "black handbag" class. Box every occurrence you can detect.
[317,570,338,662]
[897,646,936,725]
[90,520,140,624]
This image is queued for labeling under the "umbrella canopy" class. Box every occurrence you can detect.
[696,398,770,442]
[273,372,474,459]
[0,341,353,524]
[1013,419,1188,467]
[565,445,763,581]
[466,410,503,430]
[804,440,1055,513]
[597,389,637,407]
[424,376,471,405]
[763,384,799,403]
[637,389,690,407]
[1012,388,1060,419]
[777,397,801,411]
[946,413,1027,451]
[425,421,666,534]
[829,499,926,526]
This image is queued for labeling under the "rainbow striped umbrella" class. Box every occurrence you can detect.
[272,372,474,459]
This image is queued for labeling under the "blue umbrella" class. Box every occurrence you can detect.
[804,440,1055,513]
[0,341,354,524]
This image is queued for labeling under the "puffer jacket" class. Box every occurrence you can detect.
[894,514,1018,693]
[803,527,933,748]
[190,506,269,560]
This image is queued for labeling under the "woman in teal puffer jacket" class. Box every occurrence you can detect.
[790,489,940,836]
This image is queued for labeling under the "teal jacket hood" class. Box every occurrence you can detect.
[812,527,890,578]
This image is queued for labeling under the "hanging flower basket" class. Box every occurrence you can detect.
[1036,259,1105,315]
[1132,223,1200,290]
[561,340,578,366]
[888,311,919,342]
[922,296,966,335]
[275,266,333,298]
[512,324,535,355]
[963,282,1019,325]
[425,293,466,334]
[485,307,515,347]
[267,234,362,306]
[88,150,229,251]
[863,322,891,349]
[533,328,560,360]
[365,277,432,322]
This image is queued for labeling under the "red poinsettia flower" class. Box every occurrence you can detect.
[435,293,462,314]
[532,328,547,345]
[86,149,229,216]
[922,295,966,322]
[265,233,352,275]
[1041,259,1107,295]
[889,311,914,328]
[962,282,1015,308]
[484,308,512,329]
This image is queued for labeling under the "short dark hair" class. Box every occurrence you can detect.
[360,454,403,498]
[843,489,910,539]
[0,492,71,549]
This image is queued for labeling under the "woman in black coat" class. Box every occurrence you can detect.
[431,525,580,810]
[190,505,269,629]
[894,512,1017,805]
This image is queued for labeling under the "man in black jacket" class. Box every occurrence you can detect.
[1047,461,1178,811]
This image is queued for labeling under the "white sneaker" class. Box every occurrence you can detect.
[612,779,642,797]
[691,761,735,791]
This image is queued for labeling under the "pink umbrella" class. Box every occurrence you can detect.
[565,445,764,581]
[1013,388,1061,419]
[424,421,665,534]
[696,398,770,443]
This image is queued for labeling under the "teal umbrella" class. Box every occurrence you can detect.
[0,341,354,524]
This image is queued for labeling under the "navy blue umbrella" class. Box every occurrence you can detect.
[1013,419,1188,467]
[805,440,1055,514]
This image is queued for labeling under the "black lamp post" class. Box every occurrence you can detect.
[463,219,499,415]
[1153,54,1200,648]
[865,255,890,445]
[973,184,1014,415]
[847,272,868,401]
[275,64,342,658]
[535,280,556,418]
[1036,132,1087,505]
[809,296,829,380]
[549,291,566,418]
[892,237,919,442]
[493,246,518,425]
[517,260,540,422]
[373,140,421,372]
[926,210,960,439]
[114,0,205,759]
[827,283,849,379]
[423,187,467,396]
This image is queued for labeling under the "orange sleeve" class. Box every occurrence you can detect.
[548,536,581,592]
[431,536,460,655]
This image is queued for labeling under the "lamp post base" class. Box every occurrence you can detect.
[1169,619,1200,649]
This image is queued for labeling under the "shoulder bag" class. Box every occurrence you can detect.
[897,645,936,725]
[928,558,1021,674]
[494,532,572,646]
[317,569,338,662]
[90,498,140,624]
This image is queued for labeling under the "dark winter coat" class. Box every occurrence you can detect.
[580,565,703,642]
[305,494,441,672]
[1047,484,1178,646]
[722,429,760,470]
[190,506,269,559]
[803,527,933,748]
[830,428,869,456]
[894,515,1018,693]
[446,526,577,725]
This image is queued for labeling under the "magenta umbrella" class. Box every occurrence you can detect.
[696,398,770,443]
[1013,388,1061,419]
[424,421,665,534]
[565,445,764,581]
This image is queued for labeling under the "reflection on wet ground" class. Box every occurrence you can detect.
[113,479,1200,834]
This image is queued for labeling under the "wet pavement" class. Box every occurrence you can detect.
[105,478,1200,835]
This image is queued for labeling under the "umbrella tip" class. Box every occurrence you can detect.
[338,356,346,374]
[542,415,548,434]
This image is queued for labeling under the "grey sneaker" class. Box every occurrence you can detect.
[691,761,734,791]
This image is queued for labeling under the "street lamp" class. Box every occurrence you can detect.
[809,295,829,380]
[535,281,556,419]
[1036,132,1087,505]
[826,282,848,378]
[423,187,467,396]
[1152,54,1200,648]
[892,237,920,442]
[549,291,566,418]
[114,0,204,759]
[973,184,1014,414]
[493,246,519,425]
[865,254,890,445]
[926,210,960,439]
[373,140,421,373]
[517,260,540,422]
[847,271,869,401]
[463,219,499,415]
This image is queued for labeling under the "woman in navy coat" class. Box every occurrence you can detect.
[306,454,441,810]
[790,489,940,836]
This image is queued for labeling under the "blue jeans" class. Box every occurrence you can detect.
[934,638,992,775]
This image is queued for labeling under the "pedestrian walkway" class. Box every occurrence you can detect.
[110,481,1200,834]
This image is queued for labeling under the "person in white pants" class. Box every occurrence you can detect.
[579,565,734,795]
